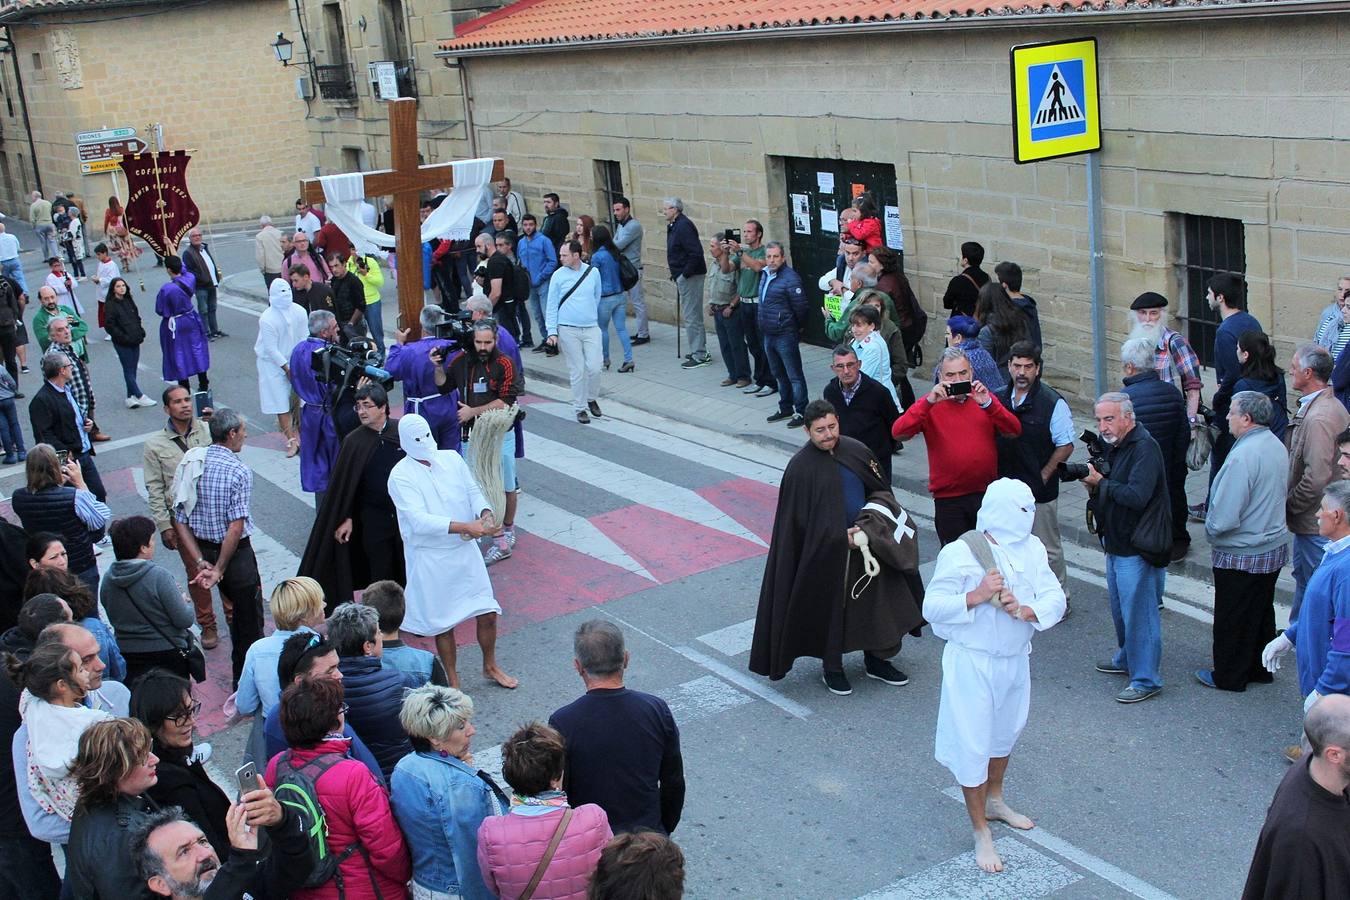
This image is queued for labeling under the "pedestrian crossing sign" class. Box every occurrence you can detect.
[1011,38,1101,164]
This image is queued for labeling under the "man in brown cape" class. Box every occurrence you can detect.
[299,381,405,612]
[750,398,924,695]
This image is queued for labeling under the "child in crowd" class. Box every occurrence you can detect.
[850,304,899,406]
[362,579,450,688]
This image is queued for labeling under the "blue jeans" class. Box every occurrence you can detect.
[0,397,23,454]
[598,292,632,364]
[195,286,219,334]
[528,282,549,339]
[366,300,385,353]
[1106,553,1165,691]
[763,330,808,415]
[112,342,143,398]
[713,304,750,381]
[2,257,26,293]
[1290,532,1329,623]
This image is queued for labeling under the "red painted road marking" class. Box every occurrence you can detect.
[696,477,780,544]
[591,504,766,584]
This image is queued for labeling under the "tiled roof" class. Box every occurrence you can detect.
[0,0,162,21]
[439,0,1293,53]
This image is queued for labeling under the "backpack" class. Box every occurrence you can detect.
[512,261,532,303]
[617,254,640,291]
[273,750,382,899]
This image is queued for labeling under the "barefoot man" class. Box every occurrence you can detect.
[387,413,517,689]
[924,478,1066,873]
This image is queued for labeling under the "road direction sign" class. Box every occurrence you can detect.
[80,159,121,175]
[74,126,146,168]
[1010,38,1101,164]
[75,126,136,144]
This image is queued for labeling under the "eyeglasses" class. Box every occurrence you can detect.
[168,700,202,726]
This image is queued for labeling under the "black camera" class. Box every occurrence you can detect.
[431,309,476,353]
[311,339,392,387]
[1058,429,1112,481]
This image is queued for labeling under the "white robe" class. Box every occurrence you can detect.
[924,535,1065,787]
[254,301,307,414]
[388,450,501,635]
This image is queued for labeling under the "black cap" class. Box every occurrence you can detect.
[1130,291,1168,310]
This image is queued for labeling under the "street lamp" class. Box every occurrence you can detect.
[271,32,294,66]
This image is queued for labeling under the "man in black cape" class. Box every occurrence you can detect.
[750,399,924,696]
[299,381,405,613]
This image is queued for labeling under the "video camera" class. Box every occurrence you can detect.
[311,338,394,390]
[1057,429,1112,482]
[430,309,476,353]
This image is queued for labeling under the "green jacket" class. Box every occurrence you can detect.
[824,292,900,344]
[33,303,88,358]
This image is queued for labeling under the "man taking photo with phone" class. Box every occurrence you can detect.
[892,346,1021,545]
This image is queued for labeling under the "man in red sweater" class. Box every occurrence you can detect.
[892,346,1022,544]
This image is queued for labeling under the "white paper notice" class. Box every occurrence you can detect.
[817,171,835,194]
[884,205,904,250]
[793,213,811,235]
[791,193,809,217]
[820,207,838,234]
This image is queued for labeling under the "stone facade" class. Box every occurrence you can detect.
[0,1,309,232]
[432,13,1350,399]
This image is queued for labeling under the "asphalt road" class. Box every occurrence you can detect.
[0,229,1302,899]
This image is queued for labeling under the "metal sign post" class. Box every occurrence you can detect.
[1010,38,1105,396]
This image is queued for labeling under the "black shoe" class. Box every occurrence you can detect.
[680,354,711,370]
[785,415,805,428]
[1169,540,1190,563]
[766,410,793,423]
[12,392,22,399]
[587,401,602,418]
[19,366,29,374]
[822,669,852,696]
[631,335,651,345]
[531,343,548,353]
[576,410,591,424]
[545,346,560,357]
[519,339,534,349]
[1095,659,1128,675]
[864,655,909,686]
[207,333,218,342]
[213,331,229,338]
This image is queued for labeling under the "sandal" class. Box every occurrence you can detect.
[285,436,300,458]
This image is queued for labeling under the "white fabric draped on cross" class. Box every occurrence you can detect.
[315,157,496,255]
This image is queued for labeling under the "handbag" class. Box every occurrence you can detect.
[119,578,208,682]
[1130,490,1173,567]
[617,254,640,291]
[1185,421,1216,472]
[520,806,574,900]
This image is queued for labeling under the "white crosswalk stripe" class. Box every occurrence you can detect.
[513,494,658,581]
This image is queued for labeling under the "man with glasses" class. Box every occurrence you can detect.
[300,383,405,610]
[822,344,900,482]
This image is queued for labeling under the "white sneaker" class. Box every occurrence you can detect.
[188,743,213,765]
[136,395,157,407]
[483,544,511,566]
[125,396,139,408]
[102,334,113,341]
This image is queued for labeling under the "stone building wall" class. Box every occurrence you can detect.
[0,0,309,230]
[447,13,1350,398]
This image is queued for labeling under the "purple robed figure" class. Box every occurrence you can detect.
[288,336,340,494]
[384,336,462,452]
[155,270,210,381]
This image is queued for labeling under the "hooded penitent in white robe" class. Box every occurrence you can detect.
[924,478,1066,787]
[387,414,501,635]
[254,278,308,414]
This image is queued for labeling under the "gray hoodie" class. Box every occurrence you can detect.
[98,559,194,654]
[1205,426,1290,557]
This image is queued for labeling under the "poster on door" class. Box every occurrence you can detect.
[884,205,904,250]
[791,193,811,234]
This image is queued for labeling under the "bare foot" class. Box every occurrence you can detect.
[484,664,518,689]
[974,828,1003,873]
[447,670,460,689]
[986,797,1034,830]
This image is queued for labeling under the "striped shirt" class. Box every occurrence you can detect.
[176,444,253,542]
[1155,329,1203,393]
[1211,543,1290,574]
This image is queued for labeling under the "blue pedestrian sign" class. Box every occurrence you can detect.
[1011,38,1101,164]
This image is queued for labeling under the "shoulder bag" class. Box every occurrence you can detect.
[556,265,594,311]
[119,579,207,682]
[519,806,574,900]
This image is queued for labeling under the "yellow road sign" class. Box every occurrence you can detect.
[1010,38,1101,164]
[81,158,121,174]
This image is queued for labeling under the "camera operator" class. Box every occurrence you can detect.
[994,341,1074,601]
[287,310,342,508]
[1080,391,1171,704]
[1120,338,1191,561]
[891,346,1021,545]
[386,305,462,452]
[432,319,522,565]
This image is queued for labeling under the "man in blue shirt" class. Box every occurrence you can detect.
[546,240,603,423]
[1210,272,1262,392]
[516,215,557,351]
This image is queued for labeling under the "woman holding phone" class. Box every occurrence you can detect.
[10,444,110,592]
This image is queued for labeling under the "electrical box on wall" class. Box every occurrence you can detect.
[296,76,313,100]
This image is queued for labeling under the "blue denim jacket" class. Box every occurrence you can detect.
[591,247,623,297]
[389,751,502,899]
[235,626,314,716]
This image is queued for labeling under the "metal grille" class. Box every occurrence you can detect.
[1178,214,1246,368]
[315,63,356,101]
[391,58,417,98]
[596,160,623,230]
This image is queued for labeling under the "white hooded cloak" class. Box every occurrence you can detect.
[254,277,309,414]
[387,414,502,635]
[924,478,1067,787]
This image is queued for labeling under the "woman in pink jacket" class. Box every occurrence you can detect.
[477,723,611,900]
[266,677,411,900]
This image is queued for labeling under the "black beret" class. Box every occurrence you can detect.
[1130,291,1168,310]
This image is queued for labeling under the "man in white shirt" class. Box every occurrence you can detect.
[923,479,1066,874]
[545,240,603,423]
[294,198,322,236]
[181,228,226,340]
[0,222,24,293]
[498,178,526,222]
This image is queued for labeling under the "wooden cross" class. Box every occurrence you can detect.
[299,98,504,339]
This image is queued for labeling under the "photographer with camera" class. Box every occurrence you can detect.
[433,320,522,566]
[892,346,1021,545]
[1120,338,1192,561]
[287,311,342,508]
[386,305,462,452]
[994,342,1074,600]
[1081,392,1171,704]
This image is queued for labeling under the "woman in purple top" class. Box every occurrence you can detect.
[154,256,210,391]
